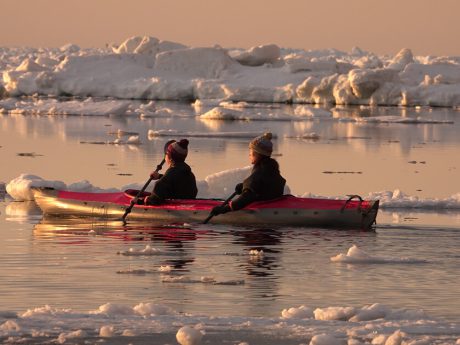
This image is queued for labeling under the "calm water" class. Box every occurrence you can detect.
[1,102,460,324]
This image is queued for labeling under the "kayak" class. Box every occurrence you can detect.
[32,187,379,230]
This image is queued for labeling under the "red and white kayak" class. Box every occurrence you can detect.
[32,188,379,230]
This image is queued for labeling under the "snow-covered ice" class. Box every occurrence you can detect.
[2,35,460,107]
[1,301,458,344]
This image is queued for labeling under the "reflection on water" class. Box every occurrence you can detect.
[0,201,459,320]
[232,228,282,278]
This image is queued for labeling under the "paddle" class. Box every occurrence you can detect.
[121,140,175,224]
[203,191,237,224]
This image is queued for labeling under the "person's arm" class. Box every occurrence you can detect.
[145,169,174,205]
[229,189,257,211]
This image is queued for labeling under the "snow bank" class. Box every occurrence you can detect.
[3,38,460,106]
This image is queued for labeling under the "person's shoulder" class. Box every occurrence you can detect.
[174,161,194,172]
[260,157,279,170]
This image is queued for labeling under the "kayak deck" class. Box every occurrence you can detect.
[32,188,379,230]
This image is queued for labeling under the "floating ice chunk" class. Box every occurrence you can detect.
[127,135,141,145]
[294,105,332,118]
[313,306,357,321]
[299,132,320,140]
[91,303,134,316]
[309,333,343,345]
[349,303,390,322]
[383,330,406,345]
[159,265,173,272]
[133,302,176,316]
[281,305,314,319]
[57,330,86,344]
[219,101,281,109]
[148,129,271,139]
[199,106,244,120]
[368,190,460,209]
[330,245,426,264]
[99,325,115,337]
[6,174,66,201]
[141,107,173,118]
[66,180,118,193]
[354,115,453,124]
[249,249,264,257]
[176,325,204,345]
[21,305,73,318]
[122,329,137,336]
[201,166,252,198]
[0,319,20,332]
[118,245,163,256]
[231,44,281,66]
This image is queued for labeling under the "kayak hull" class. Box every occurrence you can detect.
[32,188,379,230]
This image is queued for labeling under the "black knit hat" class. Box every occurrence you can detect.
[166,139,189,162]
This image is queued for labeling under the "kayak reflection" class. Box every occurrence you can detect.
[232,228,282,277]
[33,217,208,243]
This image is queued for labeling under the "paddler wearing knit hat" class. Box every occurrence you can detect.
[211,132,286,215]
[144,139,198,205]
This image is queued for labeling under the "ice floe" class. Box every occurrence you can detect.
[368,189,460,209]
[2,35,460,106]
[147,129,276,139]
[330,245,427,264]
[1,301,458,344]
[176,325,204,345]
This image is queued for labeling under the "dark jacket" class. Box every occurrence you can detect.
[146,161,198,205]
[230,157,286,211]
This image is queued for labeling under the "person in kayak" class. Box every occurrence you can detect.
[143,139,198,205]
[211,132,286,215]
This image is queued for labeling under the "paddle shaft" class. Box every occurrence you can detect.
[203,191,237,224]
[121,159,165,224]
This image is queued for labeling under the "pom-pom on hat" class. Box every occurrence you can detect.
[167,139,189,162]
[249,132,273,157]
